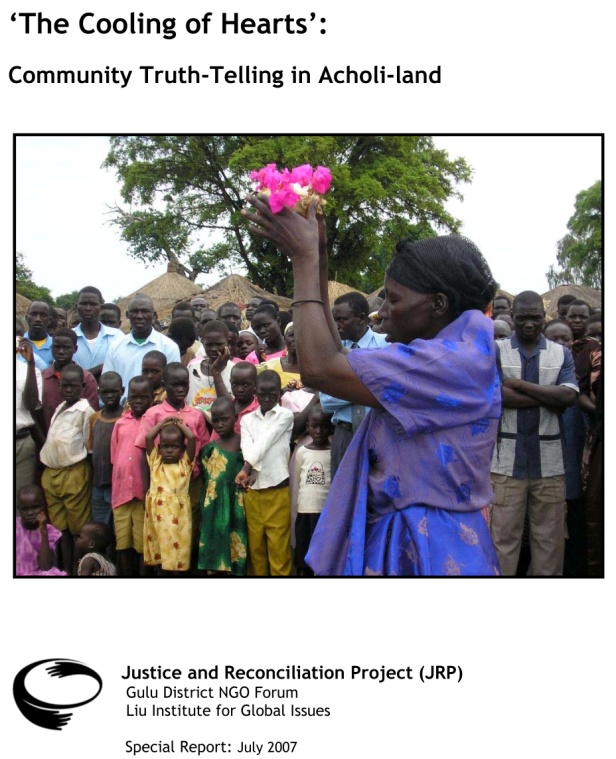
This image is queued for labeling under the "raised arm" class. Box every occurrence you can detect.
[18,339,41,411]
[210,349,233,401]
[317,214,343,350]
[145,420,166,454]
[242,197,379,407]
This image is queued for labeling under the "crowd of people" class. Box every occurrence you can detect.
[15,214,603,578]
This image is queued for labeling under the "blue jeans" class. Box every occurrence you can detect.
[91,486,113,526]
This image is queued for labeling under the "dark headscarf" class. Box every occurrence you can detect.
[386,235,497,317]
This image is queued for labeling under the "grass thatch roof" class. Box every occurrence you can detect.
[541,284,601,318]
[116,265,202,327]
[197,275,365,311]
[16,293,32,319]
[327,281,366,304]
[199,274,293,313]
[495,288,515,302]
[117,269,371,329]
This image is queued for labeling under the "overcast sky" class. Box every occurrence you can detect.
[16,134,601,303]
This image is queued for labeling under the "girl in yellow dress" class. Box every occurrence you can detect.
[144,417,196,573]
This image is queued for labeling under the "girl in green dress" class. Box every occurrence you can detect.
[198,397,248,575]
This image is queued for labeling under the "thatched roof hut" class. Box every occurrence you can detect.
[16,293,32,320]
[117,269,370,330]
[200,274,365,315]
[541,285,601,319]
[200,274,293,313]
[495,288,515,302]
[116,264,202,328]
[327,281,366,305]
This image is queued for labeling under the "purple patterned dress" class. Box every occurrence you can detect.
[306,310,501,576]
[16,519,66,576]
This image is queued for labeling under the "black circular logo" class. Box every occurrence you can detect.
[13,659,103,730]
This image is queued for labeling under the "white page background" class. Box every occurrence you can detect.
[3,2,612,757]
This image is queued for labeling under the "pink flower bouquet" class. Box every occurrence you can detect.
[250,163,332,215]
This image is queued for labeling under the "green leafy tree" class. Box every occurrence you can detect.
[16,252,55,304]
[54,290,81,310]
[547,180,602,290]
[104,136,472,295]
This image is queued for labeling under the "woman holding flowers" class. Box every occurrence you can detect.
[242,166,502,576]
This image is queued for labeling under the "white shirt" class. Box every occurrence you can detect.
[295,446,332,513]
[240,405,294,490]
[40,398,95,469]
[15,358,42,431]
[187,356,234,409]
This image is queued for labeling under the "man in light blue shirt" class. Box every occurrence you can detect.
[103,294,180,403]
[319,292,387,475]
[23,300,54,368]
[73,286,123,380]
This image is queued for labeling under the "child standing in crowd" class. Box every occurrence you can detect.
[111,376,153,577]
[245,305,286,365]
[210,361,260,440]
[40,328,98,434]
[141,351,167,405]
[236,370,294,576]
[76,522,117,576]
[199,397,247,576]
[294,404,334,576]
[88,372,124,526]
[40,364,95,575]
[187,320,236,410]
[15,485,66,576]
[144,418,196,573]
[236,331,261,361]
[136,362,209,557]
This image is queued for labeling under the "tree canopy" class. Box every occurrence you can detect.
[547,180,602,290]
[16,252,55,304]
[104,136,472,295]
[54,290,81,310]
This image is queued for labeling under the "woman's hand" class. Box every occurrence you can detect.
[242,194,320,263]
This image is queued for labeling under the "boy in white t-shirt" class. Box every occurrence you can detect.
[294,404,334,576]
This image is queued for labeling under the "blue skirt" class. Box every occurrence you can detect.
[362,505,499,577]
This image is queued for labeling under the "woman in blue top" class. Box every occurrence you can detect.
[243,198,501,576]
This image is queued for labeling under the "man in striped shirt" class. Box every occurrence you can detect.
[490,291,578,576]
